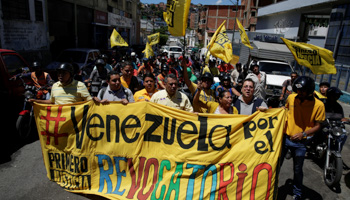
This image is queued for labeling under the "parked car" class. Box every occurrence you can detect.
[252,60,294,97]
[46,48,100,80]
[0,49,31,100]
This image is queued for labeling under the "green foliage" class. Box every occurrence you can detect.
[159,34,168,46]
[153,26,168,35]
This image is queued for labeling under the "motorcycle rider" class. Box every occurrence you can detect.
[85,59,110,89]
[281,76,325,200]
[324,87,348,149]
[28,63,92,105]
[13,61,52,100]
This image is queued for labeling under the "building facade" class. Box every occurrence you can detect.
[0,0,141,64]
[256,0,350,65]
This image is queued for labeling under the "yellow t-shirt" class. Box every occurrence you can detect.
[205,101,238,114]
[121,76,131,89]
[314,90,327,99]
[189,82,216,113]
[50,80,92,105]
[285,94,325,136]
[134,88,158,102]
[202,65,219,76]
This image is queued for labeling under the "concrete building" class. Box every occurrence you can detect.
[256,0,350,65]
[0,0,51,64]
[0,0,141,64]
[197,4,245,48]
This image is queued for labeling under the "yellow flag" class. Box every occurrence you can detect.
[237,19,253,49]
[207,20,238,64]
[147,32,160,46]
[142,42,154,58]
[281,38,336,74]
[163,0,191,36]
[110,29,128,47]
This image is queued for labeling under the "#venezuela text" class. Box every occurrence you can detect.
[44,105,278,154]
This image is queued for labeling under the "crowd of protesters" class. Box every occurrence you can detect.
[24,48,350,200]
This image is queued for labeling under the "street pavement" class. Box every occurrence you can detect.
[0,102,350,200]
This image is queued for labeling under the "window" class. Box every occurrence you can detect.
[35,0,43,21]
[2,0,30,20]
[251,11,256,17]
[108,5,113,13]
[3,54,28,76]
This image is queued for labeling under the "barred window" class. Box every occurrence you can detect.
[35,0,43,21]
[2,0,30,20]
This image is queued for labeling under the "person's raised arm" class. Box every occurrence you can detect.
[181,58,192,89]
[193,81,208,109]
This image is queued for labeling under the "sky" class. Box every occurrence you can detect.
[140,0,240,6]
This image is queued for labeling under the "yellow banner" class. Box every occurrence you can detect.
[281,38,336,75]
[147,32,160,46]
[237,19,253,49]
[142,42,154,59]
[163,0,191,36]
[207,20,239,64]
[110,29,129,47]
[34,101,286,200]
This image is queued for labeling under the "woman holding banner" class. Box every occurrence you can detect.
[193,82,238,114]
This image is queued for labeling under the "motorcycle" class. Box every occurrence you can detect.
[15,76,51,139]
[88,79,108,97]
[309,118,349,187]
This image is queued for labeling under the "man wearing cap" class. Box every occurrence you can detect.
[182,59,216,113]
[28,63,92,105]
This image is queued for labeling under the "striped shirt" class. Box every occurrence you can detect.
[50,80,92,105]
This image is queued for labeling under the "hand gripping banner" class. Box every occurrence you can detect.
[34,101,286,200]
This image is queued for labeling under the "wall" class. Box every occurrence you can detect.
[256,11,301,39]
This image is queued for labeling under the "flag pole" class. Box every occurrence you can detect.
[183,34,186,57]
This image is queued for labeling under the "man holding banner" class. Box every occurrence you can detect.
[150,73,193,112]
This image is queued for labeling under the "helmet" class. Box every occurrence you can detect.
[100,54,108,59]
[218,72,226,81]
[200,72,213,82]
[250,61,259,68]
[32,61,42,69]
[243,64,248,71]
[95,58,105,66]
[131,52,136,56]
[326,87,343,98]
[161,64,169,72]
[209,56,216,63]
[222,74,231,82]
[57,63,74,75]
[292,76,315,94]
